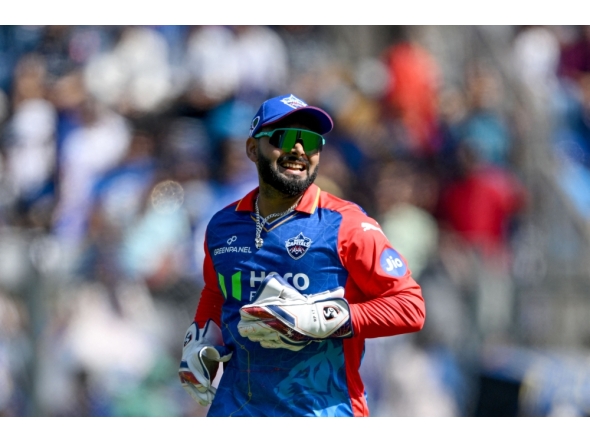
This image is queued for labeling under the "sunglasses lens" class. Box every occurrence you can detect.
[299,131,323,152]
[270,129,323,154]
[269,130,286,148]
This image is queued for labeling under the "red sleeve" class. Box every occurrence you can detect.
[194,236,225,328]
[337,206,425,339]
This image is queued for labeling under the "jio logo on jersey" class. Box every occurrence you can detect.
[379,248,407,277]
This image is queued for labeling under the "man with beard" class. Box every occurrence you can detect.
[178,94,425,416]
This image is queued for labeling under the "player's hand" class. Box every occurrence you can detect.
[237,274,353,352]
[179,319,233,406]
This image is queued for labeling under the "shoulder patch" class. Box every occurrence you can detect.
[379,248,407,277]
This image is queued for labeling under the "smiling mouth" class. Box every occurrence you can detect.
[279,157,308,172]
[281,162,305,171]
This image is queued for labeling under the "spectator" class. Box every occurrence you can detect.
[184,26,288,109]
[459,63,512,167]
[381,40,441,156]
[512,26,560,101]
[438,142,526,257]
[52,97,131,257]
[84,26,175,115]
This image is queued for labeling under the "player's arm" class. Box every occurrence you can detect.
[179,236,230,405]
[338,211,425,339]
[194,237,225,327]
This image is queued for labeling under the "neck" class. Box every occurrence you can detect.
[257,183,303,218]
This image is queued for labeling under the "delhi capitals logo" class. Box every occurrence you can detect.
[285,232,312,260]
[280,94,307,109]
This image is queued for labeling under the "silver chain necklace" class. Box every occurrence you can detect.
[254,195,298,249]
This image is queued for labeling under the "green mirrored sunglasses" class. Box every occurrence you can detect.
[253,128,325,154]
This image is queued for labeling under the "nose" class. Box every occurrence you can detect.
[289,140,306,157]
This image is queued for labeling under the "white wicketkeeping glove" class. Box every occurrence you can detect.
[237,274,353,352]
[178,319,233,406]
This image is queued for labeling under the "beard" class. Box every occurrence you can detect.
[256,146,319,197]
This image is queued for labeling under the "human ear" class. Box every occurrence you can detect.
[246,137,258,163]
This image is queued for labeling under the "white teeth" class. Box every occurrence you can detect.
[282,162,304,170]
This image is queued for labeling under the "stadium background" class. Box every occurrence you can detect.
[0,25,590,417]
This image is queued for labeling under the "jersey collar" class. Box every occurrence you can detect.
[235,183,321,215]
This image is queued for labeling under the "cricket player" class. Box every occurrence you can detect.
[179,93,425,416]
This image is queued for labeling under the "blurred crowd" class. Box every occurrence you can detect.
[0,25,590,417]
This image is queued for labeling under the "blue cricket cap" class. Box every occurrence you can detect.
[248,94,334,137]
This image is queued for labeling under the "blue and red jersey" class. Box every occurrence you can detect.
[194,183,425,416]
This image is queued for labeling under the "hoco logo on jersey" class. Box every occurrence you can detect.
[218,270,312,301]
[285,232,312,260]
[379,248,407,277]
[249,271,310,300]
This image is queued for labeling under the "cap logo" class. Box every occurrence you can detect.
[249,116,260,136]
[280,94,307,109]
[285,232,312,260]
